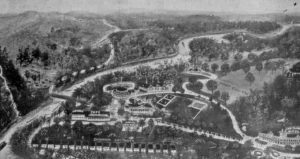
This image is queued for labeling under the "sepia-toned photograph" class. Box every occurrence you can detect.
[0,0,300,158]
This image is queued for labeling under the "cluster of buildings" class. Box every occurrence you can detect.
[71,110,111,124]
[125,103,155,116]
[32,140,176,155]
[70,82,163,127]
[286,62,300,81]
[71,99,156,125]
[258,127,300,147]
[56,64,106,86]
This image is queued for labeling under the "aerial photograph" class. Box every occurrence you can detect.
[0,0,300,158]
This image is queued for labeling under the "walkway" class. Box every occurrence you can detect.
[155,121,241,143]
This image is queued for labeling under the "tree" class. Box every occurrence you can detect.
[221,92,230,104]
[241,59,251,73]
[115,122,123,131]
[201,63,209,72]
[188,76,198,84]
[245,72,255,85]
[211,63,219,73]
[221,52,229,61]
[41,52,49,66]
[230,62,239,71]
[148,119,155,128]
[264,61,277,73]
[16,47,33,66]
[247,53,258,61]
[138,119,145,129]
[213,90,221,99]
[73,88,83,98]
[221,63,230,75]
[206,80,218,94]
[234,53,243,61]
[54,117,61,125]
[31,47,41,60]
[193,81,204,92]
[285,145,293,152]
[255,62,263,73]
[73,121,83,137]
[277,60,286,72]
[24,70,30,79]
[281,97,297,109]
[62,100,75,115]
[85,123,97,138]
[70,37,81,46]
[117,107,125,116]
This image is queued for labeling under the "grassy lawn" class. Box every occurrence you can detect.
[188,107,200,118]
[218,64,283,104]
[166,96,194,119]
[165,95,240,139]
[194,105,241,138]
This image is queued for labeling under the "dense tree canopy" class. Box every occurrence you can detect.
[206,80,218,94]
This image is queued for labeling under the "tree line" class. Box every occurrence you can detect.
[150,19,281,34]
[230,75,300,136]
[0,46,48,116]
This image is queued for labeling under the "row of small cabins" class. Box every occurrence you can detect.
[56,64,106,86]
[32,140,176,155]
[71,110,111,123]
[71,107,154,124]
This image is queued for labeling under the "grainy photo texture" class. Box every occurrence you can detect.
[0,0,300,158]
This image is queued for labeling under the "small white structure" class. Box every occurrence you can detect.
[61,76,68,81]
[71,110,110,123]
[139,84,172,93]
[80,70,86,74]
[72,72,78,77]
[126,104,155,116]
[90,67,95,71]
[122,120,138,132]
[97,65,103,69]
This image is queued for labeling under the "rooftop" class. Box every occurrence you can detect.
[290,62,300,73]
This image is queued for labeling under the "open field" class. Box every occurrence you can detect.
[218,58,300,103]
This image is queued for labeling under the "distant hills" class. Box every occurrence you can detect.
[0,11,110,60]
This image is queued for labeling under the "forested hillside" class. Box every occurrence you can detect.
[0,46,48,116]
[230,75,300,136]
[0,11,113,90]
[107,13,281,34]
[0,66,17,131]
[110,29,178,64]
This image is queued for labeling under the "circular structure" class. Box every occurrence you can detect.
[253,150,263,157]
[103,82,136,98]
[271,151,280,157]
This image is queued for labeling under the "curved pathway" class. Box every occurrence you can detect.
[182,82,198,96]
[156,121,241,142]
[1,21,300,159]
